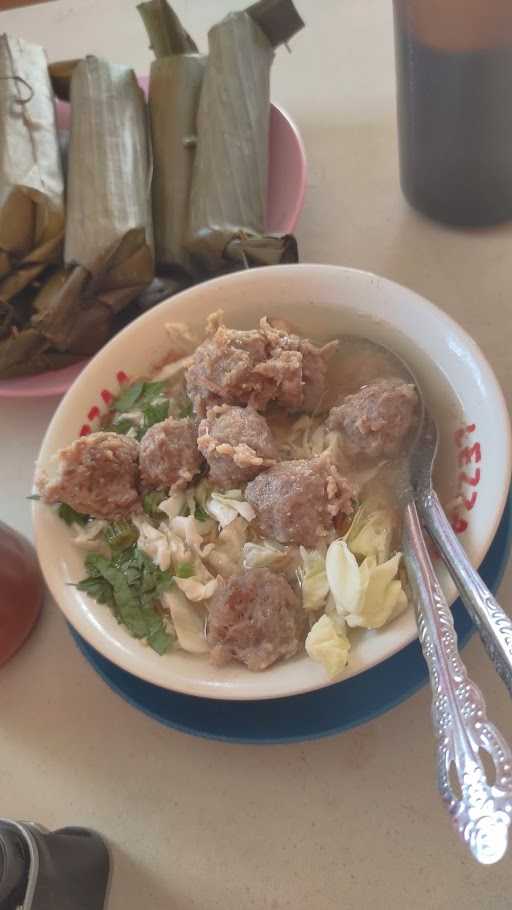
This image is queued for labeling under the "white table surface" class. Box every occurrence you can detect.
[2,1,512,907]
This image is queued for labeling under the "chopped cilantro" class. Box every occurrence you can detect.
[137,381,167,409]
[141,398,169,433]
[77,547,174,654]
[113,380,144,413]
[175,562,194,579]
[195,505,209,522]
[103,520,139,554]
[109,380,171,440]
[110,417,134,435]
[58,503,89,526]
[143,490,167,521]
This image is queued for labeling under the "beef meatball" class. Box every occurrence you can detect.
[245,457,356,548]
[197,405,277,489]
[186,323,268,416]
[185,315,338,416]
[207,567,305,671]
[327,377,418,460]
[259,318,338,413]
[139,416,202,491]
[37,431,139,519]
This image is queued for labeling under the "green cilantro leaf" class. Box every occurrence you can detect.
[113,380,144,413]
[78,548,174,655]
[103,520,139,554]
[58,503,89,526]
[143,490,167,522]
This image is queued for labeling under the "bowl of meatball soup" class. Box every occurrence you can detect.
[33,265,511,700]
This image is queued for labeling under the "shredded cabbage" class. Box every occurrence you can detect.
[325,539,365,617]
[348,509,394,564]
[345,553,407,629]
[132,516,188,571]
[305,614,351,677]
[174,574,218,602]
[173,555,219,602]
[299,547,329,611]
[70,519,108,552]
[206,490,255,528]
[169,515,206,552]
[206,517,247,578]
[162,589,209,654]
[324,593,347,634]
[243,540,287,570]
[159,492,186,520]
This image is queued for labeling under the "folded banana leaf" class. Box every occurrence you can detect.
[31,55,155,361]
[148,54,205,272]
[0,332,81,378]
[0,57,155,379]
[186,7,303,271]
[224,232,298,267]
[48,58,81,101]
[138,2,205,273]
[247,0,305,47]
[65,56,154,288]
[0,35,65,304]
[137,0,197,57]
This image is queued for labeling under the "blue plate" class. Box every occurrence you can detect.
[70,495,511,744]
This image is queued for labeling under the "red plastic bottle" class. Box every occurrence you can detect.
[0,521,44,667]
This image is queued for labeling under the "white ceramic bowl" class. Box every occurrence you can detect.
[33,265,512,700]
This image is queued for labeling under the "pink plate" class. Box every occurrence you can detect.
[0,79,307,400]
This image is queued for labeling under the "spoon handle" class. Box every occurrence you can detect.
[403,499,512,864]
[418,489,512,698]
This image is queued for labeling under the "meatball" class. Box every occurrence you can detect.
[139,416,202,491]
[207,567,305,671]
[185,314,338,416]
[197,405,277,489]
[245,457,356,548]
[301,339,338,412]
[260,318,338,413]
[186,323,268,416]
[37,431,139,519]
[327,377,418,460]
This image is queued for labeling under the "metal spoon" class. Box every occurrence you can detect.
[343,336,512,863]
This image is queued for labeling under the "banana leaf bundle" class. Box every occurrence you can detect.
[148,54,205,272]
[138,0,205,273]
[138,0,197,57]
[186,1,304,272]
[48,58,80,101]
[32,57,154,351]
[0,35,65,304]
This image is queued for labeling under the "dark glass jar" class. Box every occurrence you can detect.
[393,0,512,226]
[0,521,43,668]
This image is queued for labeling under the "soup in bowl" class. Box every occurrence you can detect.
[33,265,511,700]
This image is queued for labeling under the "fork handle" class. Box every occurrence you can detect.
[418,489,512,698]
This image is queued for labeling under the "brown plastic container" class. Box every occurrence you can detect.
[0,521,44,668]
[393,0,512,226]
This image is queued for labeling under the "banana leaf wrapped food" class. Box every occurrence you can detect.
[33,58,154,351]
[186,2,304,272]
[138,0,205,273]
[0,34,65,305]
[137,0,198,57]
[148,54,206,273]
